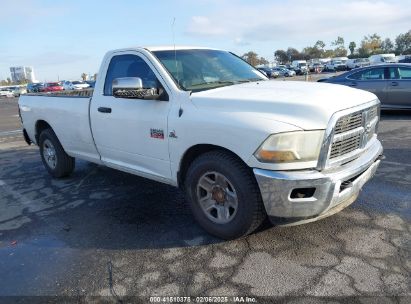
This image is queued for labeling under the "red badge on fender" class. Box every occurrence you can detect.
[150,129,164,139]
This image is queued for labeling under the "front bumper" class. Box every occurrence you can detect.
[254,139,383,225]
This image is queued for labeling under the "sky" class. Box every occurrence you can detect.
[1,0,410,81]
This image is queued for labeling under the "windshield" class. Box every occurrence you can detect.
[152,49,266,92]
[72,81,82,85]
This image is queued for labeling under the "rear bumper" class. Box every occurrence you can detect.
[253,140,383,225]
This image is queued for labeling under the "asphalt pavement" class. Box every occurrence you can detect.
[0,97,409,303]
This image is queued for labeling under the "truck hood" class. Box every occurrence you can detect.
[190,80,377,130]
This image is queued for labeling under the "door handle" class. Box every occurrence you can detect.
[391,81,399,87]
[98,107,112,113]
[349,82,357,87]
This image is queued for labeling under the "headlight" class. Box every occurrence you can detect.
[254,131,324,163]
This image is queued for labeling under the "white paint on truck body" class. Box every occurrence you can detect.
[19,46,378,186]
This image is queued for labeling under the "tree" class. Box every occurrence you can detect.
[93,73,98,81]
[381,38,394,53]
[395,30,411,54]
[241,51,259,66]
[302,41,328,59]
[314,40,326,50]
[348,41,356,55]
[259,57,269,65]
[301,41,328,59]
[323,49,335,58]
[286,47,303,61]
[331,36,347,57]
[274,49,288,63]
[81,73,87,81]
[241,51,269,66]
[6,78,11,84]
[331,36,345,48]
[359,33,382,56]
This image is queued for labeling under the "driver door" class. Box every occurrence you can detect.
[90,52,172,181]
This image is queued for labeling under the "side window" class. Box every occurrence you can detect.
[104,54,159,96]
[349,68,385,80]
[398,67,411,79]
[388,67,400,79]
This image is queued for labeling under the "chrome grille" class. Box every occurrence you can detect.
[329,105,379,163]
[334,112,362,134]
[330,133,361,158]
[368,106,378,121]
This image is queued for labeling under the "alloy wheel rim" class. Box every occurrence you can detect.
[196,171,238,224]
[43,139,57,169]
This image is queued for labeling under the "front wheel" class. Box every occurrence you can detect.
[185,151,266,239]
[39,129,75,178]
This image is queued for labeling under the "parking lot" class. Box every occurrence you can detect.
[0,97,410,301]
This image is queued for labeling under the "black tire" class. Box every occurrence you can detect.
[184,150,266,239]
[39,128,75,178]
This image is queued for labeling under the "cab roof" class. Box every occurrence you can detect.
[111,46,223,53]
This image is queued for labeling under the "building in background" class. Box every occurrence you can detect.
[10,66,36,83]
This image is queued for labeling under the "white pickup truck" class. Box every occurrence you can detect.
[19,46,383,239]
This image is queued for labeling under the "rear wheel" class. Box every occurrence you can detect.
[185,151,266,239]
[39,129,75,178]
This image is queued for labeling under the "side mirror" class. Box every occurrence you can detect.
[112,77,158,99]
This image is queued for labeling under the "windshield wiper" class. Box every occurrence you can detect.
[189,81,236,87]
[236,78,263,83]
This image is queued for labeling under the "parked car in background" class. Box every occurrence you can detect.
[63,81,90,90]
[291,60,308,75]
[0,88,14,98]
[397,55,411,63]
[309,63,324,73]
[27,83,40,93]
[272,67,295,77]
[26,83,35,93]
[28,83,45,93]
[43,82,64,93]
[325,60,346,71]
[257,67,279,78]
[8,86,27,97]
[369,54,396,64]
[332,57,349,68]
[85,80,96,88]
[318,63,411,109]
[285,65,298,73]
[346,58,370,70]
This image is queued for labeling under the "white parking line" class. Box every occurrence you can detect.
[383,161,411,168]
[0,129,21,136]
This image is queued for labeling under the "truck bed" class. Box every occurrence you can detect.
[19,92,100,163]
